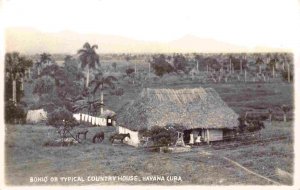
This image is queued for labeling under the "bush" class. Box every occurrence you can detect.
[144,126,178,147]
[5,100,26,124]
[47,107,78,127]
[33,76,55,96]
[150,54,174,77]
[281,70,293,82]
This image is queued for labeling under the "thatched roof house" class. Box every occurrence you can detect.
[118,87,238,131]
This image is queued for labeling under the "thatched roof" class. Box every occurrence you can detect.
[100,109,116,117]
[117,88,239,131]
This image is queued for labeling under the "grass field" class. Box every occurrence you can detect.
[5,121,293,185]
[7,75,294,186]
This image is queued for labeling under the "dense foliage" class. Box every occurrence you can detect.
[5,100,26,124]
[150,54,174,76]
[47,107,78,127]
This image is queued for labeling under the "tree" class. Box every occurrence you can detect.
[33,76,56,96]
[64,55,73,63]
[90,72,117,115]
[203,57,219,74]
[268,55,279,78]
[255,57,264,74]
[150,54,174,77]
[5,99,26,124]
[173,54,190,74]
[285,56,292,83]
[193,54,203,72]
[5,52,32,104]
[268,108,273,123]
[77,42,100,88]
[110,88,124,100]
[40,52,52,64]
[125,54,131,70]
[281,105,291,122]
[112,62,117,72]
[37,53,52,76]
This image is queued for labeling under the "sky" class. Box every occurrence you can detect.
[3,0,300,49]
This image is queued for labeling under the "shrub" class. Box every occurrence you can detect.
[150,54,174,77]
[47,107,78,127]
[145,126,178,147]
[126,68,135,76]
[5,100,26,124]
[33,76,55,96]
[281,70,293,82]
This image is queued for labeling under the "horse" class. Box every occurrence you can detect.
[76,129,88,141]
[93,131,105,143]
[109,133,130,143]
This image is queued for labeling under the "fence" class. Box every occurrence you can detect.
[73,113,107,126]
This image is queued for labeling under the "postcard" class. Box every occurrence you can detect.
[1,0,299,189]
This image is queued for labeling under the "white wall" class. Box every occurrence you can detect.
[117,126,140,147]
[73,113,106,126]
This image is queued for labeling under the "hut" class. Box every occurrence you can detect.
[117,87,239,146]
[101,109,116,126]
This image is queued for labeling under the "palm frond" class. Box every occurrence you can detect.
[92,45,98,49]
[77,49,87,54]
[83,42,91,49]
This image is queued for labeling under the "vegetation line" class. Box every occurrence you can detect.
[222,156,281,185]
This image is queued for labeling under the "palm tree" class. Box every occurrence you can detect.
[255,57,264,74]
[112,62,117,72]
[5,52,32,104]
[268,108,273,123]
[19,56,33,91]
[239,55,244,74]
[37,53,52,76]
[193,54,202,73]
[285,56,292,83]
[64,55,73,63]
[125,55,131,70]
[269,56,278,79]
[90,72,117,115]
[281,105,290,122]
[77,42,100,88]
[40,53,52,64]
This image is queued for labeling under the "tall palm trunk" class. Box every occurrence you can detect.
[221,62,223,74]
[100,84,104,116]
[196,61,199,72]
[12,79,16,104]
[229,59,232,74]
[244,70,247,82]
[283,113,287,122]
[28,68,31,79]
[37,67,40,76]
[287,64,290,83]
[20,77,24,91]
[259,64,261,74]
[272,65,275,78]
[148,62,151,79]
[240,59,243,74]
[86,65,90,88]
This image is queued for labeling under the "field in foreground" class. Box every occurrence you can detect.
[5,121,293,185]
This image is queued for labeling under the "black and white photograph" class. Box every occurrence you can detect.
[1,0,299,188]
